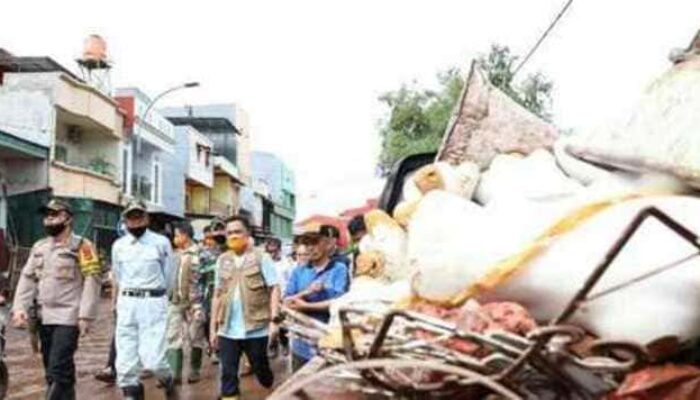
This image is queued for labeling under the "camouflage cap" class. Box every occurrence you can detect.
[209,217,226,231]
[39,198,73,215]
[122,199,148,217]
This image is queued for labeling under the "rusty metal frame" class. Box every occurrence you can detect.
[275,206,699,399]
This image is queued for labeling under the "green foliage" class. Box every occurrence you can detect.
[87,155,114,177]
[377,68,463,174]
[477,45,553,121]
[377,44,554,174]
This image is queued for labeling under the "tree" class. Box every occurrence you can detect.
[478,45,553,121]
[377,44,553,173]
[377,68,463,174]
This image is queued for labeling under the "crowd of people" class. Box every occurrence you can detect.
[9,197,367,400]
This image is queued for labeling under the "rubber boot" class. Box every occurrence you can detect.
[122,384,144,400]
[167,349,184,385]
[46,382,75,400]
[188,347,203,383]
[159,376,179,400]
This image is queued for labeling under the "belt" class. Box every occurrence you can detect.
[121,288,167,298]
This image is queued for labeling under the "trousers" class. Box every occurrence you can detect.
[115,295,171,387]
[219,336,274,396]
[38,323,79,397]
[166,303,207,350]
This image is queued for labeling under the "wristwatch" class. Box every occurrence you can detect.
[271,315,284,324]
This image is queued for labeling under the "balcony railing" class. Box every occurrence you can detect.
[50,162,120,204]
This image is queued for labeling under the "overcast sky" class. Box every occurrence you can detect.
[2,0,699,219]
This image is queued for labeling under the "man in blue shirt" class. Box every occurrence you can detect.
[319,224,351,269]
[285,229,349,371]
[112,199,177,400]
[210,215,280,400]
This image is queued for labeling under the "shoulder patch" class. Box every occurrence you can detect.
[78,241,101,276]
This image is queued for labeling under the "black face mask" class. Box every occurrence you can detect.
[44,223,66,237]
[128,226,147,238]
[214,235,226,245]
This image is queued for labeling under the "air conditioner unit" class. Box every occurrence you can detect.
[66,125,82,143]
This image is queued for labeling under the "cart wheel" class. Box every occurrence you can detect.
[269,359,523,400]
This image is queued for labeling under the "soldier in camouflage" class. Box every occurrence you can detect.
[11,199,101,400]
[166,221,207,384]
[199,220,226,364]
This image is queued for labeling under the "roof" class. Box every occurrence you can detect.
[0,50,82,82]
[161,105,242,135]
[339,199,378,219]
[166,116,240,135]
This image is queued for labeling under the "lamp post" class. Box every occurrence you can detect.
[132,82,199,199]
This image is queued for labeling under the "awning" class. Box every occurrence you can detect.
[0,129,48,159]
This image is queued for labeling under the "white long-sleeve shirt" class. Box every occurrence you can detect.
[112,230,175,291]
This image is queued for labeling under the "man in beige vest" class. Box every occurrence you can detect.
[11,199,101,400]
[210,215,281,400]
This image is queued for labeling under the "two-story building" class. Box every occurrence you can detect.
[0,51,125,252]
[162,104,250,221]
[115,88,182,233]
[175,124,215,236]
[251,151,296,243]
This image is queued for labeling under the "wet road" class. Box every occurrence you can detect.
[6,299,290,399]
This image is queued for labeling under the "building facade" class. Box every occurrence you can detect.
[115,88,182,233]
[162,104,250,223]
[251,151,296,242]
[0,54,125,250]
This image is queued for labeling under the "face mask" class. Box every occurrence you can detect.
[214,235,227,246]
[44,223,66,237]
[227,237,248,254]
[128,226,147,238]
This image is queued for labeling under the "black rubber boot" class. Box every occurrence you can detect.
[159,376,179,400]
[46,383,75,400]
[122,384,144,400]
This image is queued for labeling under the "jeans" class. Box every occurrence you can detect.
[38,323,80,395]
[219,336,274,396]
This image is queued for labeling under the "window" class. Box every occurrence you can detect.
[205,150,210,167]
[55,145,68,163]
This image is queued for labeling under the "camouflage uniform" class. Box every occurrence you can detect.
[199,244,223,342]
[166,243,207,381]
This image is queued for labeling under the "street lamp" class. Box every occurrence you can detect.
[132,81,200,199]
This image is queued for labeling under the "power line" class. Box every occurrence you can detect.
[513,0,574,77]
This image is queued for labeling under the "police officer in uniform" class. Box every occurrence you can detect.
[111,200,177,399]
[11,199,101,400]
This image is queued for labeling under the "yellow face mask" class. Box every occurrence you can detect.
[227,236,248,254]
